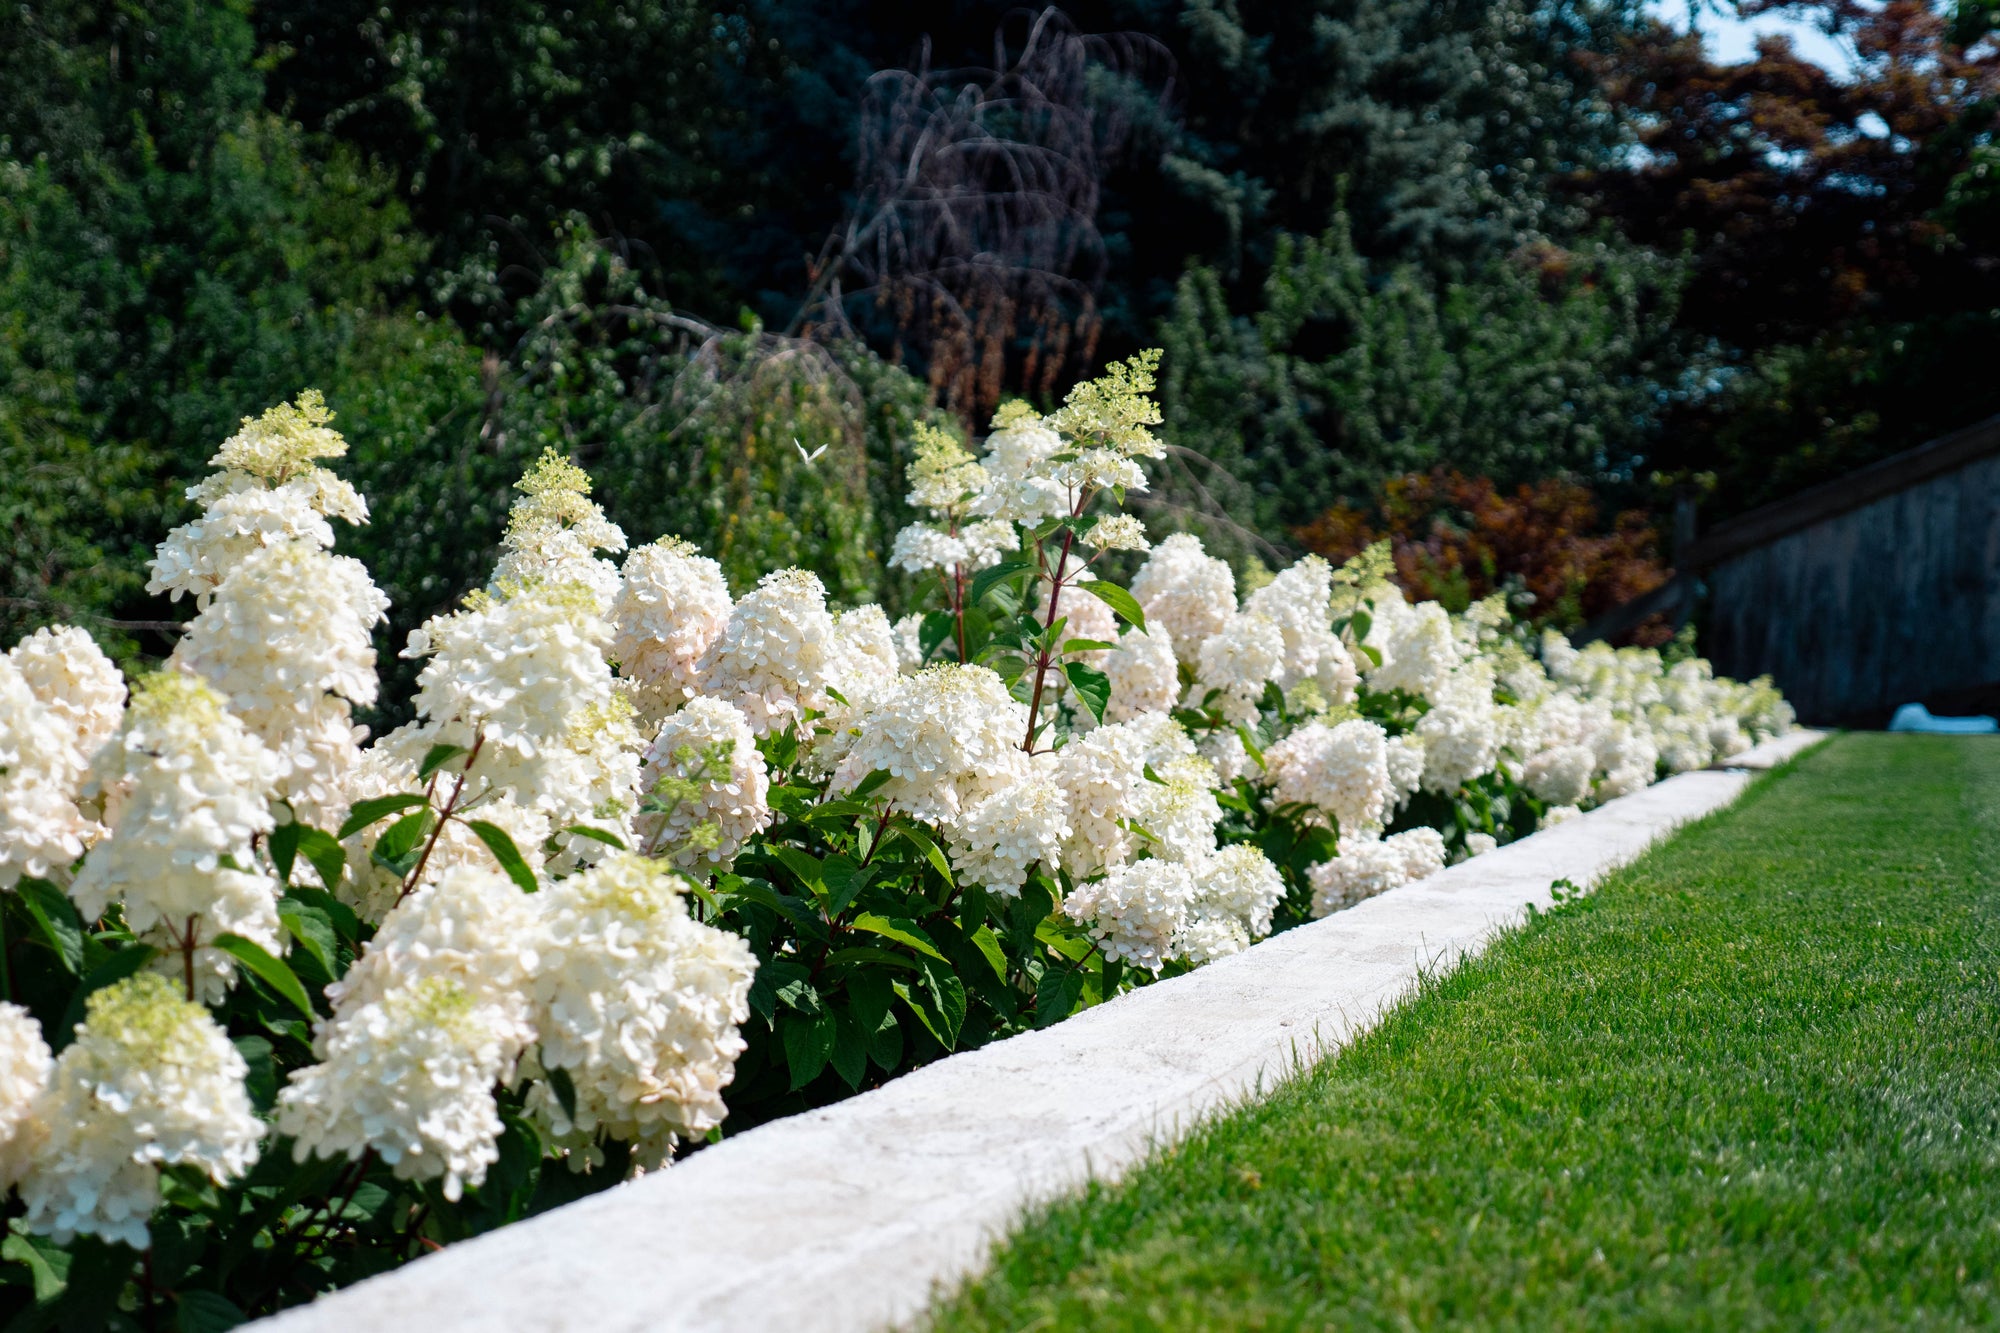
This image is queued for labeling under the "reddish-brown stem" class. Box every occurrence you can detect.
[182,915,197,1002]
[1021,522,1081,752]
[953,562,969,662]
[398,732,485,905]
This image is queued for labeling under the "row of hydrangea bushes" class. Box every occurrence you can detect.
[0,357,1792,1325]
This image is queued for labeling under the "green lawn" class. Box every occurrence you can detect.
[931,734,2000,1330]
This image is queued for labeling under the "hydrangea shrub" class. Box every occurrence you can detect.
[0,359,1792,1323]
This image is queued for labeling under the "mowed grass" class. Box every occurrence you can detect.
[930,734,2000,1330]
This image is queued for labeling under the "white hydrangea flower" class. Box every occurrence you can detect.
[333,865,540,1014]
[529,854,756,1167]
[1119,712,1200,770]
[830,665,1028,827]
[1083,514,1150,552]
[1262,719,1393,835]
[696,569,839,737]
[1190,843,1286,940]
[1051,723,1148,878]
[280,867,540,1198]
[147,482,339,606]
[905,425,989,514]
[636,697,771,869]
[489,450,628,614]
[1463,831,1498,859]
[21,974,261,1249]
[8,626,126,764]
[1063,858,1192,973]
[1207,737,1267,794]
[1129,533,1235,665]
[72,673,284,1000]
[1390,826,1446,883]
[829,605,902,709]
[946,762,1070,896]
[1193,612,1286,725]
[1416,665,1502,793]
[973,412,1068,523]
[278,974,529,1201]
[168,542,389,824]
[399,579,628,821]
[1243,556,1356,703]
[1169,913,1249,966]
[1365,595,1465,700]
[0,657,100,887]
[889,523,970,575]
[1129,754,1222,863]
[1307,838,1394,916]
[1104,626,1179,722]
[0,1004,51,1188]
[1523,744,1595,807]
[147,391,367,605]
[959,519,1020,570]
[610,537,732,725]
[1542,804,1583,827]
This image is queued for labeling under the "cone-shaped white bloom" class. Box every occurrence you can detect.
[1051,722,1148,878]
[1416,664,1502,793]
[20,974,261,1248]
[637,697,771,869]
[1244,556,1357,704]
[1184,844,1280,940]
[830,664,1028,828]
[489,450,628,614]
[1193,612,1286,726]
[1063,858,1193,973]
[1384,732,1427,810]
[1365,593,1465,700]
[72,673,283,1001]
[398,578,632,828]
[169,542,388,825]
[1523,744,1595,806]
[611,538,732,726]
[147,391,368,606]
[279,867,539,1199]
[1129,754,1222,863]
[1307,827,1444,918]
[1104,626,1178,722]
[948,768,1071,896]
[972,410,1068,523]
[1129,534,1235,665]
[1263,719,1393,835]
[8,626,125,765]
[529,854,756,1167]
[695,569,839,737]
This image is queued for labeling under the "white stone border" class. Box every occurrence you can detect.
[258,729,1828,1333]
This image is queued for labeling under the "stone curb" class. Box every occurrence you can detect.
[257,728,1829,1333]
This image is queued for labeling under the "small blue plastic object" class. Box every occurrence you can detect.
[1887,703,1999,734]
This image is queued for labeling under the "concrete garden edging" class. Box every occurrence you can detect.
[258,729,1828,1333]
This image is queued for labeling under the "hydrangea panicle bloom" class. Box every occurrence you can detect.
[72,672,284,1000]
[611,537,732,725]
[1129,533,1235,665]
[20,974,261,1248]
[529,854,756,1167]
[636,697,771,869]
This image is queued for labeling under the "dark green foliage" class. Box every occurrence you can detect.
[0,0,429,646]
[1157,223,1687,546]
[931,734,2000,1328]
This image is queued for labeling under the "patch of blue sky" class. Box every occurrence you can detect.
[1648,0,1858,75]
